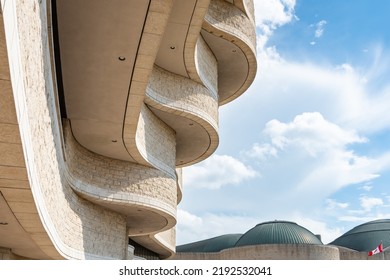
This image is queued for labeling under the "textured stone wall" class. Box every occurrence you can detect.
[154,227,176,252]
[66,123,177,207]
[244,0,255,23]
[195,36,218,98]
[173,244,340,260]
[203,0,257,105]
[183,0,211,85]
[222,244,340,260]
[123,0,174,168]
[2,0,258,259]
[338,247,390,260]
[64,121,177,235]
[4,0,128,259]
[206,0,256,51]
[0,247,11,260]
[146,66,218,130]
[136,104,176,177]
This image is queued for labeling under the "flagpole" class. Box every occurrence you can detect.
[382,240,385,260]
[379,240,384,260]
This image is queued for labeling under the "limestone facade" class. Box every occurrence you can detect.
[0,0,257,259]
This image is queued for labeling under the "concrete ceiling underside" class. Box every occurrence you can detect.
[56,0,150,161]
[56,0,251,166]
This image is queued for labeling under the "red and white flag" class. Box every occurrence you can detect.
[368,243,383,256]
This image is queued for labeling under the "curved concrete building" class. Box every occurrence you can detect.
[0,0,257,260]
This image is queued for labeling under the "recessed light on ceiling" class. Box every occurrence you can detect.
[112,140,117,143]
[118,56,126,61]
[189,123,194,126]
[170,46,176,50]
[0,222,8,226]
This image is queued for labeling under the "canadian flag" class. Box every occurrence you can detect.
[368,243,383,256]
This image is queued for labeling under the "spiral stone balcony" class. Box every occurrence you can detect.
[0,0,257,259]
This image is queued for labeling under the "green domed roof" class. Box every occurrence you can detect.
[177,234,242,253]
[330,219,390,252]
[234,221,323,247]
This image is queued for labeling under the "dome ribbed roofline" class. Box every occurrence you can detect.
[330,219,390,252]
[235,220,323,247]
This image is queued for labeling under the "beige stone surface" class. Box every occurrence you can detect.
[203,0,257,104]
[173,244,340,260]
[64,121,177,238]
[1,0,128,259]
[0,0,258,260]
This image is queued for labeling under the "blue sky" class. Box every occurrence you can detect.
[176,0,390,245]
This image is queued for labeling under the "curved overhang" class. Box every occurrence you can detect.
[63,122,177,236]
[55,0,151,162]
[8,0,258,259]
[203,0,257,105]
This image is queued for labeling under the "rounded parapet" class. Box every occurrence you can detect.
[193,36,218,98]
[176,168,183,203]
[202,0,257,105]
[132,227,177,259]
[145,66,219,167]
[63,122,177,236]
[232,0,256,24]
[220,244,339,260]
[135,104,177,178]
[123,0,175,168]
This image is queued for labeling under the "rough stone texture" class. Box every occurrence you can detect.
[203,0,257,105]
[123,0,174,168]
[5,0,128,259]
[183,0,212,84]
[176,168,183,202]
[1,0,257,260]
[338,247,390,260]
[0,247,11,260]
[136,104,176,177]
[155,227,176,252]
[173,244,340,260]
[64,121,177,234]
[206,0,256,50]
[244,0,255,23]
[195,36,218,98]
[147,65,218,129]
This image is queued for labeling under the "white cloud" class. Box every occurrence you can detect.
[176,209,344,245]
[178,4,390,251]
[326,199,349,210]
[254,0,297,51]
[360,184,373,191]
[254,0,296,28]
[243,46,390,135]
[176,209,259,245]
[183,155,258,190]
[360,196,383,212]
[314,20,327,38]
[291,215,344,244]
[246,143,278,160]
[263,112,366,155]
[339,213,390,223]
[248,112,379,196]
